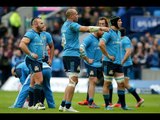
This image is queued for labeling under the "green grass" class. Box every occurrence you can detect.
[0,90,160,113]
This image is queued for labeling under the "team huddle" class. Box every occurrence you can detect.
[9,8,144,112]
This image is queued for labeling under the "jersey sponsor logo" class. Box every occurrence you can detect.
[34,66,39,71]
[41,35,46,41]
[109,70,113,75]
[90,70,94,75]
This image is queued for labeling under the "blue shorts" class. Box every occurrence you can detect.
[103,61,123,76]
[123,65,133,78]
[85,63,103,80]
[62,56,80,73]
[25,57,42,73]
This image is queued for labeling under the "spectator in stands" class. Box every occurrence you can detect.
[132,55,142,80]
[0,46,12,86]
[146,47,159,68]
[9,9,22,38]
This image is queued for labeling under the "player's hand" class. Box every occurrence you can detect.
[87,58,94,64]
[100,27,110,32]
[30,53,38,59]
[108,55,115,61]
[121,60,125,65]
[47,59,52,66]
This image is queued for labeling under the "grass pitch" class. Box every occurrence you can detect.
[0,90,160,113]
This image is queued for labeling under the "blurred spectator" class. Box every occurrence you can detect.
[52,21,63,52]
[0,46,12,86]
[11,47,24,68]
[116,7,126,17]
[146,47,159,68]
[9,9,22,38]
[51,49,66,77]
[132,55,142,80]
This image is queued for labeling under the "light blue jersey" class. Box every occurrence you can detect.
[121,36,133,67]
[15,62,29,85]
[100,29,121,64]
[24,29,44,61]
[42,31,53,57]
[81,33,102,67]
[61,20,81,57]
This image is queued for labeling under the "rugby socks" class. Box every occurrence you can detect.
[117,89,126,108]
[86,84,89,101]
[86,92,89,101]
[128,87,141,102]
[109,84,113,104]
[40,89,45,104]
[28,87,34,107]
[103,94,110,107]
[61,100,66,107]
[33,84,43,105]
[88,98,93,105]
[65,101,71,109]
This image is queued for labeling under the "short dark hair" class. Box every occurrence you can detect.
[30,17,41,26]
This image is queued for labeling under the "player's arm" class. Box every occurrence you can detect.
[121,48,131,65]
[11,67,17,77]
[48,42,54,65]
[99,39,115,61]
[19,37,38,59]
[79,26,110,33]
[80,44,93,64]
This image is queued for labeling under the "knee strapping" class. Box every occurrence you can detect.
[68,72,78,87]
[68,78,77,87]
[67,72,78,78]
[115,76,124,83]
[104,75,113,81]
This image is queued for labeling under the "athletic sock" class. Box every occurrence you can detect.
[28,87,34,107]
[65,101,71,109]
[103,94,110,107]
[33,84,43,105]
[109,84,113,104]
[61,100,66,107]
[117,89,126,108]
[128,87,141,102]
[88,98,93,105]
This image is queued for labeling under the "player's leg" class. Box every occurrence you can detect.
[60,56,80,112]
[42,68,55,108]
[124,65,144,107]
[78,83,89,105]
[10,75,30,108]
[26,57,45,110]
[102,61,113,110]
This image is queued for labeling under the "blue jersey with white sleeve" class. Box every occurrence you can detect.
[81,33,102,67]
[61,20,81,57]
